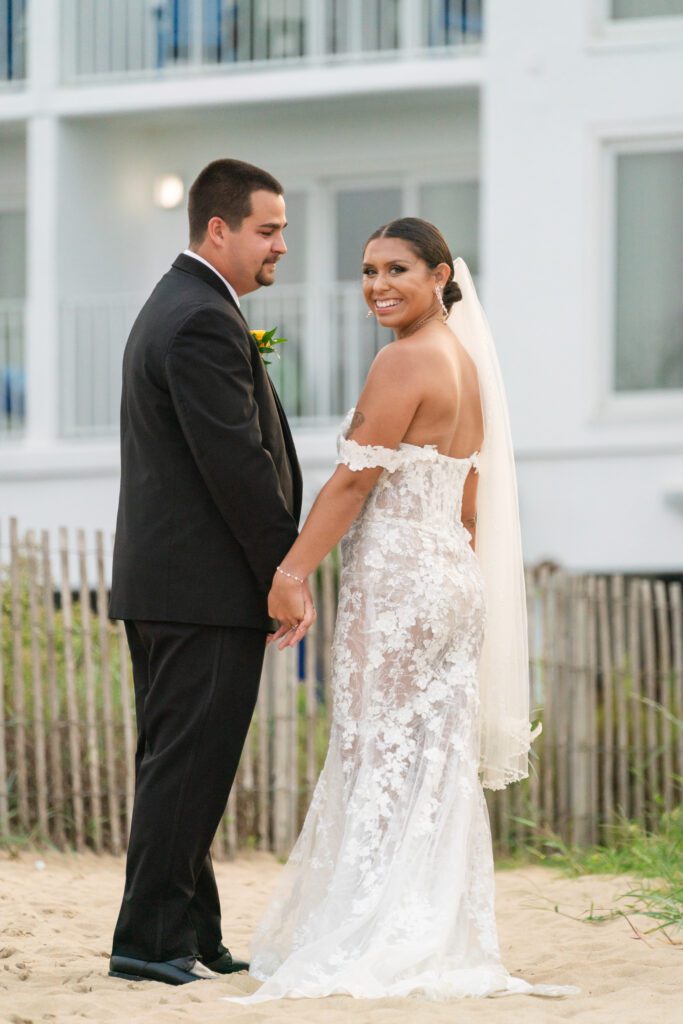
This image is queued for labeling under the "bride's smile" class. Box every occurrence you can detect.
[362,235,448,337]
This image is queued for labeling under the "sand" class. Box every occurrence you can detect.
[0,849,680,1024]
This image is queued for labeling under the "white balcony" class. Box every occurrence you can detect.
[60,0,483,84]
[0,0,27,85]
[56,284,389,439]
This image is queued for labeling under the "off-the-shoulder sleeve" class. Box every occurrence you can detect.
[336,437,403,473]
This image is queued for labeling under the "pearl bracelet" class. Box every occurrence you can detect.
[276,565,304,584]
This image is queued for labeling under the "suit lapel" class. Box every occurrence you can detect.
[172,253,303,520]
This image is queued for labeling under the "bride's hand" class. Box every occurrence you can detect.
[267,576,316,649]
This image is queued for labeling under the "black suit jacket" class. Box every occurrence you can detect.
[109,253,303,630]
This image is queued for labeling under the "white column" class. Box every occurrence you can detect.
[190,0,204,68]
[305,183,333,418]
[305,0,325,59]
[400,0,422,53]
[25,0,60,447]
[348,0,363,55]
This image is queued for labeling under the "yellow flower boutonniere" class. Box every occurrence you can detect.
[251,327,287,366]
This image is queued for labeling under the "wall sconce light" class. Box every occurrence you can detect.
[153,174,185,209]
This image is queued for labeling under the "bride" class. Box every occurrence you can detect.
[229,217,576,1003]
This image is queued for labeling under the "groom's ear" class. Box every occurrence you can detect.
[206,216,230,246]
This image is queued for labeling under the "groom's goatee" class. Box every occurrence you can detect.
[257,261,279,286]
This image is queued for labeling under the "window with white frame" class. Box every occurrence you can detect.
[610,1,683,17]
[0,209,25,298]
[335,180,479,279]
[0,0,27,82]
[0,208,25,436]
[336,188,403,280]
[614,148,683,392]
[419,181,480,274]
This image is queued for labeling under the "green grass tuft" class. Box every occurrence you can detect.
[520,809,683,941]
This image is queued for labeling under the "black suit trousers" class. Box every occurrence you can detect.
[112,620,266,962]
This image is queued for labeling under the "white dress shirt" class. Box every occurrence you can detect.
[182,249,241,308]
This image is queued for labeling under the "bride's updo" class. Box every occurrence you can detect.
[364,217,463,312]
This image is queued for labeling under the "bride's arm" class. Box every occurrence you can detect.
[268,344,423,637]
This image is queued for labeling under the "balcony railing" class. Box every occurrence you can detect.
[0,300,25,439]
[59,293,142,438]
[61,0,483,83]
[57,284,389,438]
[0,0,27,84]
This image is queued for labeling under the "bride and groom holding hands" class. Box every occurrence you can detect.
[107,158,575,1001]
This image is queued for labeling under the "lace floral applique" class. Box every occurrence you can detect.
[336,436,404,473]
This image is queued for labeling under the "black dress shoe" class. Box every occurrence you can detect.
[203,945,249,974]
[108,954,218,985]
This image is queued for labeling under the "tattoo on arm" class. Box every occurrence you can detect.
[463,514,477,530]
[346,409,365,440]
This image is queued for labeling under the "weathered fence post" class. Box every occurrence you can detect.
[42,529,66,848]
[597,576,614,829]
[77,529,103,852]
[96,531,121,855]
[257,657,271,851]
[116,619,135,840]
[10,518,29,831]
[59,526,85,852]
[612,575,629,818]
[670,582,683,800]
[641,579,659,825]
[555,572,570,840]
[539,565,555,832]
[272,646,294,858]
[654,579,673,814]
[628,578,645,827]
[304,574,319,809]
[0,522,9,838]
[571,575,591,847]
[26,531,49,841]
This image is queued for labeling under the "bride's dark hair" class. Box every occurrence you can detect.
[364,217,462,312]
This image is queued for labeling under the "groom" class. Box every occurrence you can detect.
[108,158,313,985]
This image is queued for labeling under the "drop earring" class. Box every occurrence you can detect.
[435,283,448,322]
[366,309,374,319]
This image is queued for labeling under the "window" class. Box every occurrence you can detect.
[418,181,480,275]
[611,1,683,17]
[0,209,25,436]
[155,0,191,66]
[0,210,25,298]
[614,149,683,391]
[336,188,402,280]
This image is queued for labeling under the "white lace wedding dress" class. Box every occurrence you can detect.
[228,411,576,1004]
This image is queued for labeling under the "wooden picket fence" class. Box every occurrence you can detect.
[1,519,682,857]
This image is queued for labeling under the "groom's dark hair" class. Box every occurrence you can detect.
[188,158,284,243]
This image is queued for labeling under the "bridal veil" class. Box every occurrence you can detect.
[448,258,539,790]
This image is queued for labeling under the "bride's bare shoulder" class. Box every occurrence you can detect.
[366,337,425,384]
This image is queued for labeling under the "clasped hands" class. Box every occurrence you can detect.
[267,570,316,650]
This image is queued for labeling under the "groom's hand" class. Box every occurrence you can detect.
[267,578,316,649]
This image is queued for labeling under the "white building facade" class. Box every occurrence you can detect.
[0,0,682,572]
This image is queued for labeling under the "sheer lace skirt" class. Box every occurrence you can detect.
[245,517,517,998]
[225,434,579,1004]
